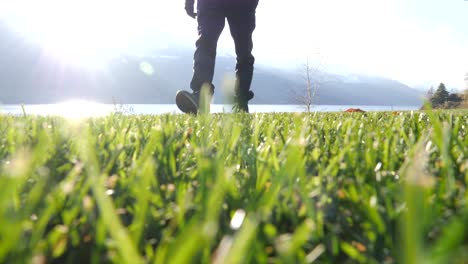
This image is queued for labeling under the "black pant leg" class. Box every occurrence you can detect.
[190,6,225,93]
[226,4,257,99]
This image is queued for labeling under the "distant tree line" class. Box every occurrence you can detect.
[426,83,465,109]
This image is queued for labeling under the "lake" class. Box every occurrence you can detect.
[0,103,421,118]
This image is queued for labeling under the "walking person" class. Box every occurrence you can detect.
[176,0,259,114]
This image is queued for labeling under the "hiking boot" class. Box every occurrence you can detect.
[176,90,199,114]
[233,91,254,113]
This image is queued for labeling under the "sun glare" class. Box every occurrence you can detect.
[55,100,112,119]
[1,0,164,69]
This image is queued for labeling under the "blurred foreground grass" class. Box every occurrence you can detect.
[0,111,467,263]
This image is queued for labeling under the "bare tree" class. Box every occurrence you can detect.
[464,72,468,91]
[291,58,325,112]
[463,72,468,107]
[426,86,434,100]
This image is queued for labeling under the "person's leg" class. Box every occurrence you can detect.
[190,5,226,94]
[177,4,225,114]
[226,2,258,111]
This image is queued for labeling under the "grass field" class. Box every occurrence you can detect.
[0,111,467,263]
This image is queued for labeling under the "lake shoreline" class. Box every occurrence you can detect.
[1,103,421,117]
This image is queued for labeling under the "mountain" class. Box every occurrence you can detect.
[0,23,423,106]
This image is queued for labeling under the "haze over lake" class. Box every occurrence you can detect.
[1,102,420,118]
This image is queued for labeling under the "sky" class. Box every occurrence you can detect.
[0,0,467,89]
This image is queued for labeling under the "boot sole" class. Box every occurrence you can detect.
[176,91,198,114]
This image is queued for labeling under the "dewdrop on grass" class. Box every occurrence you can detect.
[230,209,246,230]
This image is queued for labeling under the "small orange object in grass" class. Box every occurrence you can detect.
[337,189,346,199]
[352,241,367,252]
[345,108,366,113]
